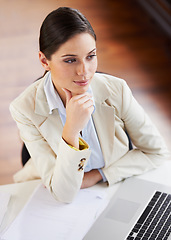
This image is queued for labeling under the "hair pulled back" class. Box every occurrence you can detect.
[39,7,96,60]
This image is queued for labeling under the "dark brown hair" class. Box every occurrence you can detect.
[39,7,96,60]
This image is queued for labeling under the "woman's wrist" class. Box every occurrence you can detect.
[81,169,103,189]
[62,125,80,149]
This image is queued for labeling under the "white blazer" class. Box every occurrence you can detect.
[10,73,170,203]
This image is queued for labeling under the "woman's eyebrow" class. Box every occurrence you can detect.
[61,48,96,58]
[61,54,77,57]
[88,48,96,54]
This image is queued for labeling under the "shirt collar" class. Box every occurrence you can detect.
[44,71,95,115]
[44,72,65,115]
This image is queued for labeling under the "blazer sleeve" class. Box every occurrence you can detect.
[102,79,170,185]
[9,103,91,203]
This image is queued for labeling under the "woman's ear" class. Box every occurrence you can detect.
[39,51,50,70]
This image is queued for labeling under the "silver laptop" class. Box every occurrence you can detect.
[84,177,171,240]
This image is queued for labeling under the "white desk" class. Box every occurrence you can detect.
[0,161,171,236]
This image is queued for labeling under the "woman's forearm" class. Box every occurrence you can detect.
[81,169,102,189]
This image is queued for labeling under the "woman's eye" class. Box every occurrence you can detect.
[64,58,76,64]
[87,54,96,60]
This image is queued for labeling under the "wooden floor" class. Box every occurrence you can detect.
[0,0,171,185]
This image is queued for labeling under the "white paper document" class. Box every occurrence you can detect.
[1,184,109,240]
[0,192,11,227]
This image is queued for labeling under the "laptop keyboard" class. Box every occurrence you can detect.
[126,191,171,240]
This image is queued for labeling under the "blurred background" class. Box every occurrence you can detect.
[0,0,171,184]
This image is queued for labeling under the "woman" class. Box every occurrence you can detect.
[10,7,169,203]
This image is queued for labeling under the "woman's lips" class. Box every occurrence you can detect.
[74,79,89,86]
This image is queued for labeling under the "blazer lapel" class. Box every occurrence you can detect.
[34,78,63,155]
[91,76,115,166]
[93,101,115,166]
[39,110,63,155]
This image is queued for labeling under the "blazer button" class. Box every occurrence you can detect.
[78,162,84,168]
[78,166,84,171]
[80,158,86,162]
[78,158,86,171]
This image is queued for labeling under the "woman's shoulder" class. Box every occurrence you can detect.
[92,72,128,95]
[93,72,126,87]
[10,76,45,112]
[91,72,133,117]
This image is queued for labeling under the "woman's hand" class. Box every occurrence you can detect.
[62,88,94,149]
[81,169,103,188]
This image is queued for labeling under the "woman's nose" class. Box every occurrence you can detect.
[76,62,88,76]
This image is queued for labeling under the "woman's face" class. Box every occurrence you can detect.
[39,33,97,104]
